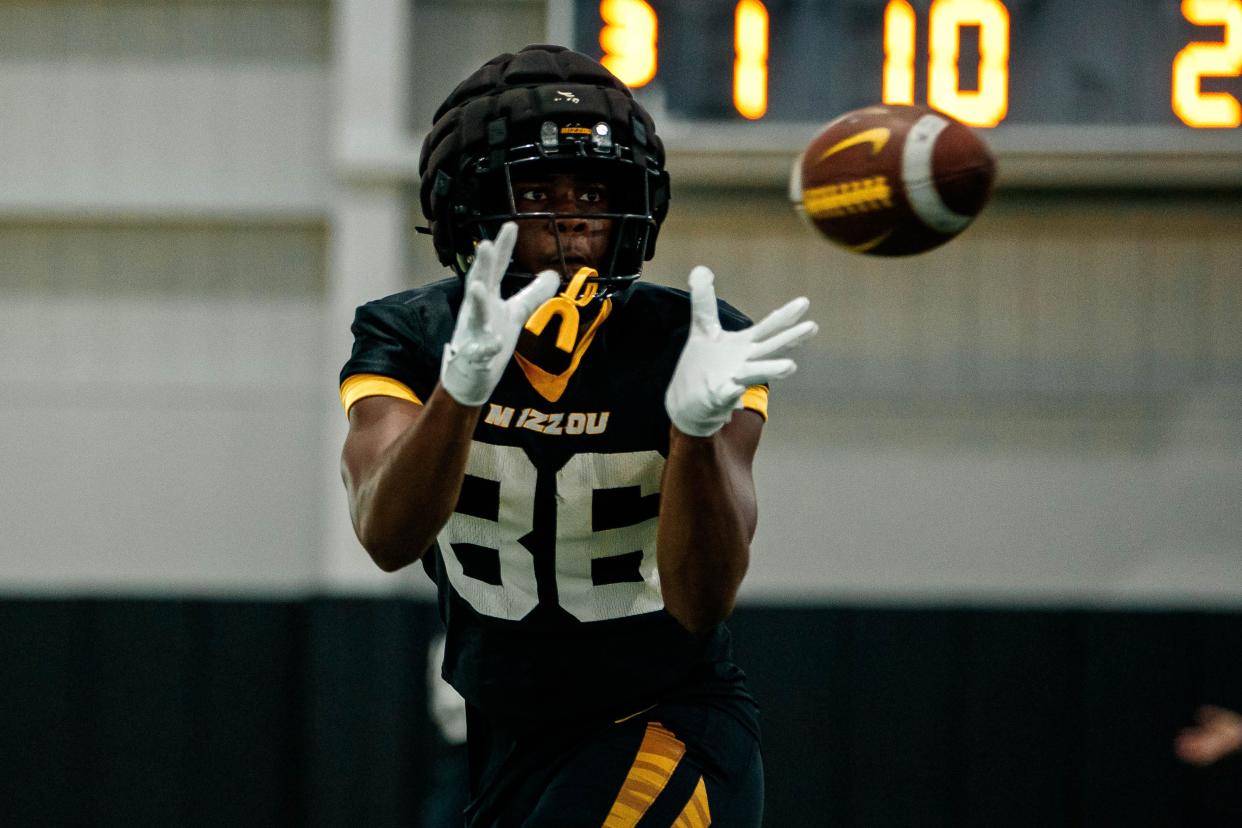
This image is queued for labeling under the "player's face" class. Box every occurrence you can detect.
[511,172,613,279]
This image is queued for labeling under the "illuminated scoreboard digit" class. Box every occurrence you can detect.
[572,0,1242,128]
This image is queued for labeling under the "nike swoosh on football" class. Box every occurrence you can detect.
[820,127,891,161]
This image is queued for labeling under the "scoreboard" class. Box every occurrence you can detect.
[569,0,1242,129]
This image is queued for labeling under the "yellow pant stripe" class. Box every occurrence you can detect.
[601,722,686,828]
[672,776,711,828]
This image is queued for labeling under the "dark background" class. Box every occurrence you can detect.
[3,598,1241,826]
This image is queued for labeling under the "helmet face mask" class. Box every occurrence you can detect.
[419,46,670,301]
[450,137,663,297]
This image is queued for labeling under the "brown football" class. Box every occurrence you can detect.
[790,104,996,256]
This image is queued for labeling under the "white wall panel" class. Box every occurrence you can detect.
[0,61,329,217]
[0,296,326,594]
[0,296,321,387]
[746,397,1242,608]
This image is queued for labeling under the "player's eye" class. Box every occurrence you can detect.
[515,187,547,205]
[578,186,609,207]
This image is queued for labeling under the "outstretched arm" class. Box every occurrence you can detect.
[340,223,557,571]
[658,267,817,632]
[342,388,478,571]
[657,408,763,633]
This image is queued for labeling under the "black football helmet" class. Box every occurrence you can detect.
[418,45,670,298]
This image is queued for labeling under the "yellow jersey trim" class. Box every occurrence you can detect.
[340,373,422,415]
[741,385,769,421]
[513,298,613,403]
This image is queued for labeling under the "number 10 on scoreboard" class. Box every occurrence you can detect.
[597,0,1242,128]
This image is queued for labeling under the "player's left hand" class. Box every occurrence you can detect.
[666,266,818,437]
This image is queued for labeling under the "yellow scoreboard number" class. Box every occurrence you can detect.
[883,0,1009,127]
[734,0,770,120]
[599,0,657,87]
[600,0,771,119]
[596,0,1242,127]
[1173,0,1242,127]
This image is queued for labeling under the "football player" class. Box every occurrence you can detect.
[339,45,817,827]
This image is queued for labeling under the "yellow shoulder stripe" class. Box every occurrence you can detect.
[340,373,422,415]
[741,385,769,421]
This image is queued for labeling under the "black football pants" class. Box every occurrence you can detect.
[463,700,763,827]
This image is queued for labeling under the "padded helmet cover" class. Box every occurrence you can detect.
[418,44,669,277]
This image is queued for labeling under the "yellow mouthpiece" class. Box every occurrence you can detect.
[523,266,599,353]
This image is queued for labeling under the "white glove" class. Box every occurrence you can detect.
[440,222,559,406]
[665,266,818,437]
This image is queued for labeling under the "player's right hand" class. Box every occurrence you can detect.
[440,222,559,407]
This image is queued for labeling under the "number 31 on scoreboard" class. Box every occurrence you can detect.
[598,0,1242,128]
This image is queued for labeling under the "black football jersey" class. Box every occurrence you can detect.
[341,277,762,724]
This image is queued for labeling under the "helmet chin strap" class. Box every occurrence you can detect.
[522,266,599,353]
